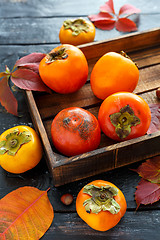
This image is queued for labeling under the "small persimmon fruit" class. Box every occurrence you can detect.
[59,18,95,46]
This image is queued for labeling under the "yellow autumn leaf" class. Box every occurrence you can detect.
[0,186,54,240]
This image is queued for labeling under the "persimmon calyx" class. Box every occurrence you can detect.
[83,184,120,214]
[0,129,32,156]
[63,18,89,36]
[120,51,138,68]
[45,47,68,63]
[110,104,140,139]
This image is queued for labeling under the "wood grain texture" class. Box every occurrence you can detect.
[42,211,160,240]
[0,0,159,17]
[0,0,160,239]
[0,15,160,45]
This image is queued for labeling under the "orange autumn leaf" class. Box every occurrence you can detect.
[0,186,54,240]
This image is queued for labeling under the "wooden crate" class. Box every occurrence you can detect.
[25,27,160,186]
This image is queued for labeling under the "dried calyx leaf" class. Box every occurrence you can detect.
[120,51,138,68]
[110,104,140,139]
[46,47,68,63]
[63,18,89,36]
[83,184,120,214]
[0,129,32,156]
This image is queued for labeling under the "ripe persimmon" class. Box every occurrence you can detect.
[51,107,101,156]
[0,126,42,173]
[39,44,88,94]
[90,51,139,100]
[76,180,127,231]
[59,18,95,46]
[98,92,151,141]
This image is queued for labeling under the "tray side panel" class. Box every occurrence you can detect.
[52,132,160,186]
[79,28,160,60]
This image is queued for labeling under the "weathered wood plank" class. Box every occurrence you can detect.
[0,15,160,44]
[41,211,160,240]
[0,0,159,18]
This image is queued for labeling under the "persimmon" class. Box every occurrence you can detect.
[0,125,43,174]
[90,51,139,100]
[59,18,95,46]
[76,180,127,231]
[39,44,88,94]
[51,107,101,156]
[98,92,151,141]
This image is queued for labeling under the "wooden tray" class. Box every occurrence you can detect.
[25,27,160,187]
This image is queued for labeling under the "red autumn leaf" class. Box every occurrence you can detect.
[0,76,18,116]
[118,4,141,16]
[135,178,160,209]
[147,103,160,134]
[100,0,115,14]
[89,12,114,22]
[11,68,51,93]
[88,0,140,32]
[116,17,137,32]
[15,52,46,67]
[0,186,54,240]
[133,156,160,184]
[93,19,116,30]
[16,63,40,74]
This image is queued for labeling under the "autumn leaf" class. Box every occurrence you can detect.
[115,18,138,32]
[0,186,54,240]
[15,52,46,67]
[0,76,18,116]
[133,156,160,184]
[135,178,160,209]
[15,52,46,74]
[118,4,141,16]
[0,52,52,115]
[88,0,140,32]
[147,103,160,134]
[11,68,51,93]
[100,0,115,14]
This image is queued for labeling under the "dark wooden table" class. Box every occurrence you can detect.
[0,0,160,239]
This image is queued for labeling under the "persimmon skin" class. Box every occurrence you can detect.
[51,107,101,156]
[76,180,127,231]
[39,44,88,94]
[59,19,95,46]
[90,52,139,100]
[0,126,43,174]
[98,92,151,141]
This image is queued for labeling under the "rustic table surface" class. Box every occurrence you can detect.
[0,0,160,239]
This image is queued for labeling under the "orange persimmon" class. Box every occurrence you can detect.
[90,51,139,100]
[76,180,127,231]
[39,44,88,94]
[98,92,151,141]
[0,125,43,174]
[51,107,101,156]
[59,18,95,46]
